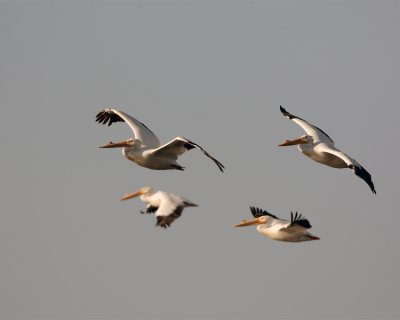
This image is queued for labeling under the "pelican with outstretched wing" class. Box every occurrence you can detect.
[235,207,319,242]
[96,108,224,172]
[120,187,198,228]
[279,106,376,194]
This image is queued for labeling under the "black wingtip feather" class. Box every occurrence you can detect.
[156,209,183,228]
[249,206,279,219]
[350,165,376,194]
[290,211,312,229]
[183,138,225,173]
[280,105,296,119]
[95,110,125,127]
[183,142,196,150]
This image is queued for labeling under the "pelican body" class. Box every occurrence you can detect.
[120,187,198,228]
[279,106,376,194]
[235,207,319,242]
[96,109,224,172]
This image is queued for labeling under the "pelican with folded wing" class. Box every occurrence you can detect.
[120,186,198,228]
[235,206,319,242]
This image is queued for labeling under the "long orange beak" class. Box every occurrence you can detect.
[120,189,143,201]
[234,217,264,227]
[99,139,133,148]
[278,136,308,146]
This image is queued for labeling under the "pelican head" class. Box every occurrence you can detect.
[234,216,268,227]
[120,186,154,201]
[278,134,310,147]
[99,138,134,148]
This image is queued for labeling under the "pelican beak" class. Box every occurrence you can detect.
[278,136,308,146]
[120,189,144,201]
[99,139,133,148]
[234,217,264,227]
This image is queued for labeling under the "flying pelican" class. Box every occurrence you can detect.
[279,106,376,194]
[235,206,319,242]
[95,108,224,172]
[120,186,198,228]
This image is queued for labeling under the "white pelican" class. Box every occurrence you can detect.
[96,109,224,172]
[120,186,198,228]
[279,106,376,194]
[235,206,319,242]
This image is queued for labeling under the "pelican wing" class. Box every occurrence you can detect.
[274,212,311,235]
[150,137,225,172]
[289,211,312,229]
[351,165,376,194]
[155,192,185,228]
[156,207,183,228]
[269,219,291,231]
[280,106,334,144]
[96,108,161,148]
[250,206,279,219]
[317,146,376,194]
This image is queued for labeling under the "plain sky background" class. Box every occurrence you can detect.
[1,1,400,319]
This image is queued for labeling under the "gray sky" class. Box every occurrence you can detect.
[1,1,399,319]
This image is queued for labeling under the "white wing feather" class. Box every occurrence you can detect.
[315,143,357,167]
[150,137,189,161]
[291,118,333,144]
[101,109,161,148]
[154,192,184,218]
[280,106,334,144]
